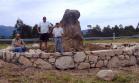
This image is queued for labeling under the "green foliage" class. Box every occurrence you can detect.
[86,23,139,37]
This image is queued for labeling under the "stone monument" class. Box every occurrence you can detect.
[60,9,83,51]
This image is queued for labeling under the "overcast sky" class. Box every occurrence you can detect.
[0,0,139,30]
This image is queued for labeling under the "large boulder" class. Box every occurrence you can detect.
[55,56,75,70]
[96,70,116,81]
[60,9,83,51]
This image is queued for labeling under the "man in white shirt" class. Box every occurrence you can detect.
[52,23,64,53]
[37,16,51,51]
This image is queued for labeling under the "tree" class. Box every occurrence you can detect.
[32,24,39,38]
[112,25,120,37]
[119,24,124,36]
[88,25,102,37]
[102,25,113,37]
[136,23,139,34]
[124,25,135,36]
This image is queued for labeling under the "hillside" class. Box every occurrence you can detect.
[0,25,14,38]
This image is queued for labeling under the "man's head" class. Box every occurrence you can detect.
[15,33,21,39]
[55,23,60,27]
[42,16,46,22]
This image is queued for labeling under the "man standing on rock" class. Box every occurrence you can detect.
[37,16,51,51]
[52,23,64,53]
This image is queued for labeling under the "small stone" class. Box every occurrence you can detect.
[78,62,90,69]
[96,60,104,68]
[90,63,96,68]
[32,43,39,49]
[113,49,123,55]
[48,58,56,63]
[24,52,32,58]
[74,52,86,63]
[96,70,116,81]
[41,53,50,59]
[125,55,130,60]
[32,53,40,58]
[29,49,35,53]
[104,60,108,66]
[118,55,125,60]
[88,55,98,63]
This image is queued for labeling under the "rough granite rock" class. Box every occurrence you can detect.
[32,43,39,49]
[34,59,52,69]
[88,55,98,63]
[18,56,32,66]
[118,55,125,60]
[123,47,133,55]
[55,56,75,70]
[129,56,137,66]
[41,53,50,59]
[78,62,90,69]
[5,52,14,62]
[108,56,120,68]
[48,58,56,63]
[74,52,86,63]
[96,70,116,81]
[113,49,123,55]
[96,60,104,68]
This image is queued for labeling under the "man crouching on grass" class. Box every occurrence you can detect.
[52,23,64,54]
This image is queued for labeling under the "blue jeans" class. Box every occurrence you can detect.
[54,37,63,53]
[13,47,26,52]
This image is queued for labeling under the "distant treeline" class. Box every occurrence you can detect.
[84,23,139,37]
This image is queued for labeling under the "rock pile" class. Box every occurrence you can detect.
[0,45,139,70]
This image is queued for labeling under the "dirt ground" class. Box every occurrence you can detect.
[0,62,139,83]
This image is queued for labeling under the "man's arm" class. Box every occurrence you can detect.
[21,39,26,47]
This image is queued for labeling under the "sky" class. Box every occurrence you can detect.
[0,0,139,30]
